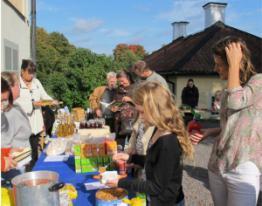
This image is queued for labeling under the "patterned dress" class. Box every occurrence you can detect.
[208,74,262,174]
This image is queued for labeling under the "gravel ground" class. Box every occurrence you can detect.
[182,120,261,206]
[182,136,215,206]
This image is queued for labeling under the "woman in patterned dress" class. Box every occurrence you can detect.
[191,36,261,206]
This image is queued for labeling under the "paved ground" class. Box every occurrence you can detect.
[182,135,215,205]
[182,120,261,206]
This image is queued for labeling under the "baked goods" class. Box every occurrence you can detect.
[72,107,85,122]
[78,126,110,138]
[96,188,127,201]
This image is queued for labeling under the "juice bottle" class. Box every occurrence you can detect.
[117,160,126,175]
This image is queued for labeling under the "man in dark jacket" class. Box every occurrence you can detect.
[181,79,199,108]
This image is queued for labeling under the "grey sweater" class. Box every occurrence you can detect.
[145,72,169,89]
[1,104,31,148]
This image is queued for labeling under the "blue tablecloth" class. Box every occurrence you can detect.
[33,153,99,206]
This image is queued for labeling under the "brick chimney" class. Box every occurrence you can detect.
[171,21,189,40]
[203,2,227,28]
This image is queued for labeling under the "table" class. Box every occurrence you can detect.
[33,152,99,206]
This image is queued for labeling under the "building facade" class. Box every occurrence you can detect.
[1,0,31,71]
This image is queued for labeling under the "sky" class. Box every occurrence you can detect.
[37,0,262,55]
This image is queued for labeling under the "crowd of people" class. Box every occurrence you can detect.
[1,36,261,206]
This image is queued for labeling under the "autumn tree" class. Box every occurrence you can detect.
[113,44,147,68]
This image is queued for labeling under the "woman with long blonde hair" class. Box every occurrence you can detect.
[107,82,193,206]
[191,36,261,206]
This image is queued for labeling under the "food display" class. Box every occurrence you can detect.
[101,171,118,184]
[46,138,67,156]
[56,123,75,137]
[38,100,54,106]
[96,188,128,201]
[79,119,104,129]
[60,184,78,200]
[116,160,126,176]
[56,114,76,137]
[73,140,117,173]
[1,187,14,206]
[72,107,85,122]
[78,126,111,138]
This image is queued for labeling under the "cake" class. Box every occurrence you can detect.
[78,126,110,138]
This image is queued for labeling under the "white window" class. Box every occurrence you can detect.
[4,39,19,71]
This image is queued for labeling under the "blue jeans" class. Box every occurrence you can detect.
[176,199,185,206]
[147,198,185,206]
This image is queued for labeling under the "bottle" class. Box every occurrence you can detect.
[117,160,126,175]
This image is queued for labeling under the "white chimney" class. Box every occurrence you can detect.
[203,2,227,28]
[171,21,189,40]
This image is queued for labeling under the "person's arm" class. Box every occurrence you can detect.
[181,88,186,105]
[225,42,262,110]
[36,79,53,100]
[128,154,146,168]
[118,137,182,201]
[227,74,262,110]
[196,87,199,107]
[89,86,105,111]
[190,127,221,144]
[1,148,11,172]
[226,42,241,90]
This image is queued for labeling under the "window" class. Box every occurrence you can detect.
[4,39,19,71]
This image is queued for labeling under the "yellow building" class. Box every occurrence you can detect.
[1,0,31,71]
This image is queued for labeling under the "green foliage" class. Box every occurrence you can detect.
[36,27,146,109]
[113,43,146,68]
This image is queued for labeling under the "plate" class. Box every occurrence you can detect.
[92,174,127,180]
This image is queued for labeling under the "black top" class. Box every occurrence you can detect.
[181,85,199,108]
[118,133,184,206]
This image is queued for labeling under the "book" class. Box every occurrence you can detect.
[12,147,31,162]
[100,101,124,108]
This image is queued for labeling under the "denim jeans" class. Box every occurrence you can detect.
[176,199,185,206]
[208,161,260,206]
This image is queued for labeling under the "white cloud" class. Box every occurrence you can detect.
[72,18,104,34]
[128,36,145,44]
[157,0,204,22]
[110,29,130,37]
[156,0,207,35]
[99,28,130,37]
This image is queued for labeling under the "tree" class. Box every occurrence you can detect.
[36,27,147,109]
[128,44,146,58]
[113,44,146,68]
[36,27,122,108]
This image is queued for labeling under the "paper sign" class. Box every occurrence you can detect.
[44,155,69,162]
[84,181,109,191]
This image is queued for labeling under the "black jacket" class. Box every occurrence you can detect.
[181,86,199,108]
[118,133,184,206]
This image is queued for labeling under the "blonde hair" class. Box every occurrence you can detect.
[106,71,116,80]
[1,71,19,87]
[133,82,194,159]
[212,36,256,85]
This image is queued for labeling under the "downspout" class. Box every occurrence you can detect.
[30,0,36,63]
